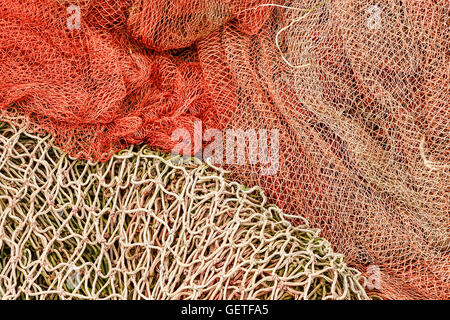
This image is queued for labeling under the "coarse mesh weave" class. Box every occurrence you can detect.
[0,121,369,300]
[0,0,448,300]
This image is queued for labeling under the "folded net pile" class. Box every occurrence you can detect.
[0,0,448,299]
[0,122,369,300]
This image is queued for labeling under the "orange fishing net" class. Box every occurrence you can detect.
[0,0,448,299]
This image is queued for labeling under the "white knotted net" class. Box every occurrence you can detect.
[0,121,369,300]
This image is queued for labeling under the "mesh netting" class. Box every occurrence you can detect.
[203,1,450,300]
[0,0,448,299]
[0,121,369,300]
[0,0,271,160]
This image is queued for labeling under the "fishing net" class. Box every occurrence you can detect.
[0,121,369,300]
[0,0,448,300]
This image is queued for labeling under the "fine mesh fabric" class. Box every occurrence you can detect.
[0,0,448,299]
[0,121,369,300]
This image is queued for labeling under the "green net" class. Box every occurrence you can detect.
[0,121,368,300]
